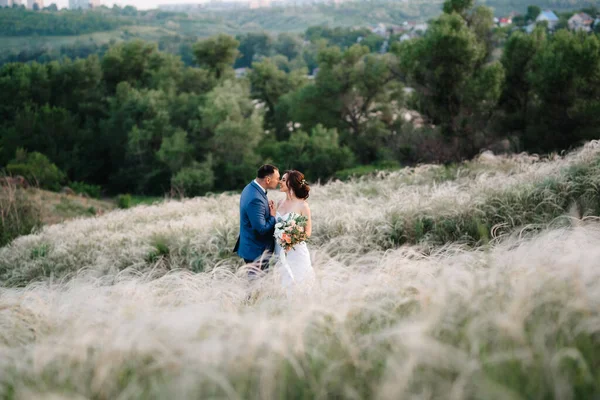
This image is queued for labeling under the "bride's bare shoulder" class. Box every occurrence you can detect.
[301,201,311,214]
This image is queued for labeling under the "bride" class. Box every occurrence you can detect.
[275,170,315,293]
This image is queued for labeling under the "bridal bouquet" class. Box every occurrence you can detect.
[274,212,308,252]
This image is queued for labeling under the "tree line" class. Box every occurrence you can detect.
[0,24,390,70]
[0,7,132,36]
[0,0,599,197]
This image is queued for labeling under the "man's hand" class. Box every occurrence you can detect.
[269,200,276,217]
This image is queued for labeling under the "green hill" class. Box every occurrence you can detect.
[1,0,595,65]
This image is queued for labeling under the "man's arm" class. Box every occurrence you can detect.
[247,197,276,235]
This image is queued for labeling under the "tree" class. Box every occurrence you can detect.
[259,125,355,182]
[171,158,214,197]
[361,34,386,53]
[394,12,504,158]
[47,55,104,116]
[468,6,495,58]
[0,7,129,36]
[301,40,325,73]
[1,105,82,178]
[248,58,307,136]
[581,6,598,17]
[100,83,174,193]
[525,31,600,152]
[156,129,193,173]
[282,44,400,163]
[200,80,264,189]
[167,92,208,159]
[499,28,546,134]
[274,33,303,60]
[0,56,108,181]
[6,149,66,191]
[193,34,239,81]
[526,6,541,22]
[0,62,51,122]
[512,15,527,27]
[101,41,160,92]
[235,32,273,68]
[442,0,495,60]
[305,25,371,49]
[122,5,137,16]
[442,0,474,18]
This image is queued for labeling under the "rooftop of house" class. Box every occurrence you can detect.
[537,10,559,21]
[570,12,594,22]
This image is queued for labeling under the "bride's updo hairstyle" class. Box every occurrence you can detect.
[285,170,310,200]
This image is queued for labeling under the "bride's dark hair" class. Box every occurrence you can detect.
[285,170,310,200]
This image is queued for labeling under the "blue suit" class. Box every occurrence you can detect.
[234,181,276,263]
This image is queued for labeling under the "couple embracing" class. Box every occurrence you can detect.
[233,164,315,291]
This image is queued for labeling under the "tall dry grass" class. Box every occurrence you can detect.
[1,222,600,399]
[0,179,42,248]
[1,143,600,398]
[1,141,600,285]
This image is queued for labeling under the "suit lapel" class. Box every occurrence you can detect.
[252,181,268,200]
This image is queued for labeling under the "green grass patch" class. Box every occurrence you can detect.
[69,182,102,199]
[145,235,171,264]
[116,194,132,209]
[54,197,96,218]
[129,195,164,206]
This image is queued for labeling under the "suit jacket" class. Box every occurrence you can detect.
[234,181,276,261]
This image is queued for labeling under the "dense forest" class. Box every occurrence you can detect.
[0,7,133,36]
[0,0,599,197]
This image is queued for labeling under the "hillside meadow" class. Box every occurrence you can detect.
[1,142,600,398]
[0,25,178,52]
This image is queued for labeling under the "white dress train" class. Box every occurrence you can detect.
[274,212,315,294]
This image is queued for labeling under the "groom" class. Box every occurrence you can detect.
[234,164,280,277]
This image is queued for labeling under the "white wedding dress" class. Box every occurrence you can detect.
[274,212,315,294]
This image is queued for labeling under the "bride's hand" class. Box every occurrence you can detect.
[269,200,276,217]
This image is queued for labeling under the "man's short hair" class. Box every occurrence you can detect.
[257,164,278,179]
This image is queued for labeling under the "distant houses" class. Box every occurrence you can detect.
[536,10,559,29]
[371,23,387,37]
[488,7,600,36]
[370,21,429,42]
[568,12,594,32]
[493,15,518,28]
[519,9,599,34]
[498,17,512,27]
